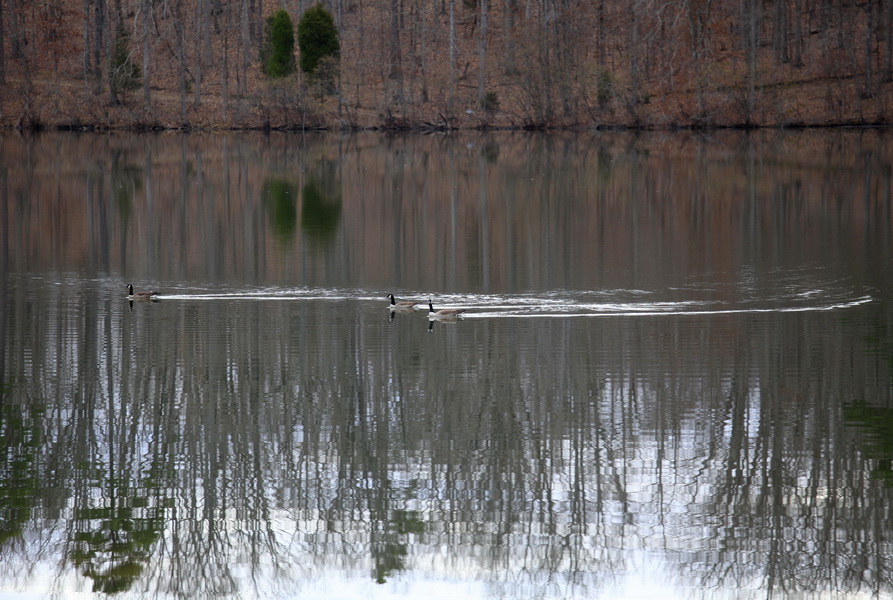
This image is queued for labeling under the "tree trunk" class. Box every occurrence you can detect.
[689,0,708,114]
[250,0,263,59]
[195,0,208,106]
[223,0,230,121]
[416,0,429,103]
[539,0,554,121]
[773,0,789,63]
[628,0,642,108]
[558,0,573,116]
[820,0,831,33]
[449,0,456,114]
[83,0,93,76]
[95,0,107,92]
[334,0,343,28]
[387,0,403,106]
[142,0,151,106]
[8,0,24,60]
[836,0,845,48]
[478,0,488,107]
[597,0,605,69]
[1,0,8,85]
[239,0,250,119]
[97,0,117,104]
[864,0,874,97]
[503,0,516,75]
[741,0,759,123]
[175,0,188,122]
[112,0,124,102]
[885,0,892,81]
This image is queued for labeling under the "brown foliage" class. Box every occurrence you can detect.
[1,0,892,130]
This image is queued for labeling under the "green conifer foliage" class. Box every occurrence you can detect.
[110,29,142,99]
[262,10,297,78]
[297,5,340,76]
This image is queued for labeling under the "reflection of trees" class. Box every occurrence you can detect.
[2,130,893,598]
[0,402,42,547]
[69,464,167,594]
[371,509,423,583]
[845,402,893,486]
[263,178,299,240]
[300,159,342,245]
[301,179,341,244]
[111,150,144,219]
[2,281,893,599]
[7,130,892,289]
[843,320,893,486]
[59,289,170,595]
[672,314,893,598]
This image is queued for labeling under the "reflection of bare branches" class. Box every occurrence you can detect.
[6,283,891,598]
[3,279,892,599]
[2,132,893,599]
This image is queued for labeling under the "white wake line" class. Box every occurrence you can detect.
[461,297,874,318]
[156,295,358,301]
[150,295,874,316]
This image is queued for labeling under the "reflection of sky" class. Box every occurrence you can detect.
[0,547,691,600]
[4,423,880,600]
[3,418,885,600]
[0,557,882,600]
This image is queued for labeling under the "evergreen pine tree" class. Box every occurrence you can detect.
[262,10,297,78]
[297,5,340,76]
[110,29,142,102]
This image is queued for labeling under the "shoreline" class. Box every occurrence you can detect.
[3,75,892,135]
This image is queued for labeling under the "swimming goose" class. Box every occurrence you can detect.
[127,284,160,301]
[388,294,418,310]
[428,299,466,318]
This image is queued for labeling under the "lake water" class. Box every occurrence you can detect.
[1,130,892,600]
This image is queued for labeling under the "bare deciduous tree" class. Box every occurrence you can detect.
[387,0,403,108]
[0,0,7,86]
[141,0,152,106]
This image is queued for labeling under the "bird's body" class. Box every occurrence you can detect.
[127,284,159,301]
[428,299,466,318]
[388,294,418,310]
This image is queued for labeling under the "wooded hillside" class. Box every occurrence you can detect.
[1,0,892,129]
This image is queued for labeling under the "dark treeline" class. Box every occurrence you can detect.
[1,0,893,129]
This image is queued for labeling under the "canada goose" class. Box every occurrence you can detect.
[428,299,466,318]
[388,294,418,310]
[127,284,159,301]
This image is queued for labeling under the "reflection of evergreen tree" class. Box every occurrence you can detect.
[69,460,169,594]
[263,178,299,240]
[301,179,342,244]
[0,401,42,547]
[371,509,424,584]
[111,151,143,220]
[372,540,407,584]
[845,321,893,486]
[480,141,500,164]
[844,402,893,486]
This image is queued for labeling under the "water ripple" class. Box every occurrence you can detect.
[154,285,874,318]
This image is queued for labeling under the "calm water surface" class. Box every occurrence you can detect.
[1,130,892,599]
